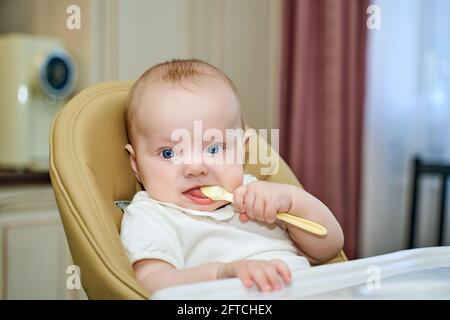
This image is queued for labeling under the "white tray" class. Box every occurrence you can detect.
[152,246,450,300]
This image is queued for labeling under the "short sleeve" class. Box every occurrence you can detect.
[120,201,184,268]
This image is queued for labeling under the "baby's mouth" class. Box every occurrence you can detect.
[183,186,215,205]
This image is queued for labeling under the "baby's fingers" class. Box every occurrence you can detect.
[239,213,249,222]
[272,259,292,283]
[232,186,247,213]
[264,267,283,290]
[236,267,253,288]
[249,268,272,292]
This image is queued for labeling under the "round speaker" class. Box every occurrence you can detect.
[37,49,77,99]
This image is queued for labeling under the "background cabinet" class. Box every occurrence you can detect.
[0,184,87,299]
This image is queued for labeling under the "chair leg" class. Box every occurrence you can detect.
[408,158,421,249]
[438,175,448,246]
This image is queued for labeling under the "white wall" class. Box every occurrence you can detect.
[92,0,282,130]
[28,0,281,130]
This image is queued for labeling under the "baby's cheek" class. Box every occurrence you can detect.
[226,168,245,190]
[214,163,244,191]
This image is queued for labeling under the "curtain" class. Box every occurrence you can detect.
[280,0,369,259]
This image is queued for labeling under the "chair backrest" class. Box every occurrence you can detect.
[50,81,347,299]
[408,156,450,248]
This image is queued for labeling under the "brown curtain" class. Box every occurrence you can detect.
[280,0,368,259]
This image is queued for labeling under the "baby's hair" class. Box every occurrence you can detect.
[124,58,241,145]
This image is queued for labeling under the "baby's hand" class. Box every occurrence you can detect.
[217,259,292,291]
[232,181,293,224]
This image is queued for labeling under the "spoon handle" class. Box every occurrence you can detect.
[276,213,327,236]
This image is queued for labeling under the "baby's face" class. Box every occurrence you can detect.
[127,80,246,211]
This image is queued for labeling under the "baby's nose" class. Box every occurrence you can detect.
[182,162,208,177]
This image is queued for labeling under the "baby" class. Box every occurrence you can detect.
[120,59,344,295]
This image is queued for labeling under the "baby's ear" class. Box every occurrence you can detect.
[243,130,252,146]
[124,144,134,155]
[124,144,143,183]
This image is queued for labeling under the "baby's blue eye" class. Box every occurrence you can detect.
[160,148,176,159]
[206,144,222,154]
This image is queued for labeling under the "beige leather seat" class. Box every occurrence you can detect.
[49,81,347,300]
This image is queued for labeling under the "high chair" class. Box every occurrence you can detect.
[49,81,347,299]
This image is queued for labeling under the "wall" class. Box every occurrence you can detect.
[15,0,282,130]
[0,0,32,33]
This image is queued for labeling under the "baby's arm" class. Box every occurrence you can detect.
[233,181,344,264]
[133,259,222,294]
[133,258,291,294]
[284,186,344,264]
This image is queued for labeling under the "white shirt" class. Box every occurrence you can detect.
[120,174,310,271]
